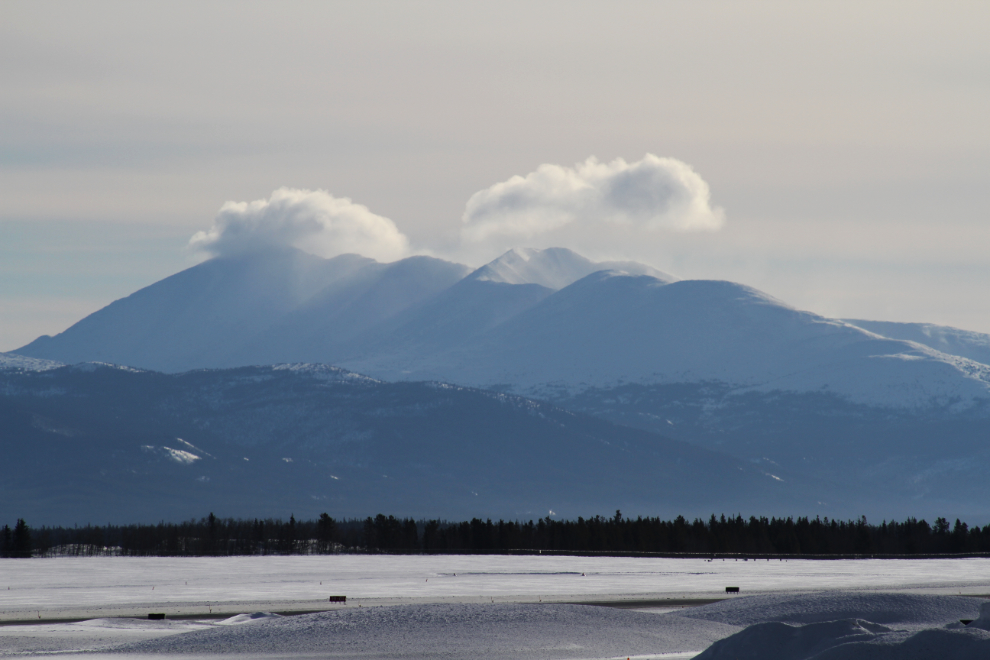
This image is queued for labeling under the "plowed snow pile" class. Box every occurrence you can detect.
[93,593,988,659]
[687,594,990,659]
[109,603,726,659]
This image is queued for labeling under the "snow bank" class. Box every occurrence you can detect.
[678,592,984,629]
[216,611,281,625]
[688,593,990,659]
[111,603,722,658]
[696,620,990,660]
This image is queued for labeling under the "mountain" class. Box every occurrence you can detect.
[467,247,675,288]
[340,271,990,411]
[844,319,990,367]
[16,248,469,373]
[11,246,990,521]
[0,362,808,525]
[228,255,471,366]
[14,247,670,372]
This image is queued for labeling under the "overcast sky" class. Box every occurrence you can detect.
[2,1,988,351]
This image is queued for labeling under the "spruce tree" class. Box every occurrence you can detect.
[12,519,31,558]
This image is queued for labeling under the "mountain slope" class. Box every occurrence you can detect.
[468,247,675,288]
[231,255,471,365]
[341,271,990,411]
[0,363,806,525]
[0,352,63,372]
[15,250,469,373]
[16,248,363,372]
[13,246,990,415]
[844,319,990,367]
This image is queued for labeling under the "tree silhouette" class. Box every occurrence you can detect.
[11,519,31,558]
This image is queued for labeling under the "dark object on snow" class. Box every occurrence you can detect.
[725,586,740,593]
[148,613,166,620]
[328,595,346,603]
[961,619,974,625]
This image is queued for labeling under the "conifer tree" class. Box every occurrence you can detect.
[12,519,31,558]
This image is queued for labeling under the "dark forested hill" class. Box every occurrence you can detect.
[0,363,811,526]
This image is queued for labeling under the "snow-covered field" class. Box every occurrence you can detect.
[4,554,990,617]
[2,555,990,658]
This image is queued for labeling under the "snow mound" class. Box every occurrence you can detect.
[111,603,723,658]
[685,594,990,659]
[217,611,281,625]
[694,618,897,659]
[679,592,986,629]
[695,619,990,660]
[967,601,990,631]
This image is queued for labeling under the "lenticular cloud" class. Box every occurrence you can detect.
[189,188,410,262]
[461,154,725,247]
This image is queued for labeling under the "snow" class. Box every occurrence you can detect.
[679,592,982,629]
[12,246,990,413]
[69,362,145,373]
[140,446,200,464]
[693,603,990,658]
[468,247,675,289]
[162,447,200,464]
[844,319,990,367]
[346,272,990,411]
[216,612,281,625]
[0,617,215,657]
[3,555,990,620]
[2,557,989,658]
[111,603,726,659]
[0,353,63,372]
[269,363,379,383]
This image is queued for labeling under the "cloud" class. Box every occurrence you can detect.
[189,188,410,262]
[460,154,724,257]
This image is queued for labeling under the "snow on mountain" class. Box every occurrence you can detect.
[342,271,990,411]
[844,319,990,367]
[230,255,471,366]
[15,247,355,372]
[11,245,990,414]
[339,279,554,361]
[15,249,469,373]
[329,248,677,362]
[467,247,675,289]
[0,352,63,372]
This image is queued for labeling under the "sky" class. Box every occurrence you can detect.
[2,0,989,351]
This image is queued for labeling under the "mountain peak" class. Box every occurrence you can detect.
[467,247,674,290]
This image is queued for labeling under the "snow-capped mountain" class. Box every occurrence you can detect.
[338,270,990,413]
[467,247,675,288]
[8,246,990,521]
[16,248,469,373]
[14,247,990,412]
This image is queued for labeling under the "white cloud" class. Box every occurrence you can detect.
[189,188,410,262]
[460,155,724,258]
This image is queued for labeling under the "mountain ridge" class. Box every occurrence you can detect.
[13,247,990,412]
[0,362,810,524]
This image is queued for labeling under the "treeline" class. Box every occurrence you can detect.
[4,512,990,558]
